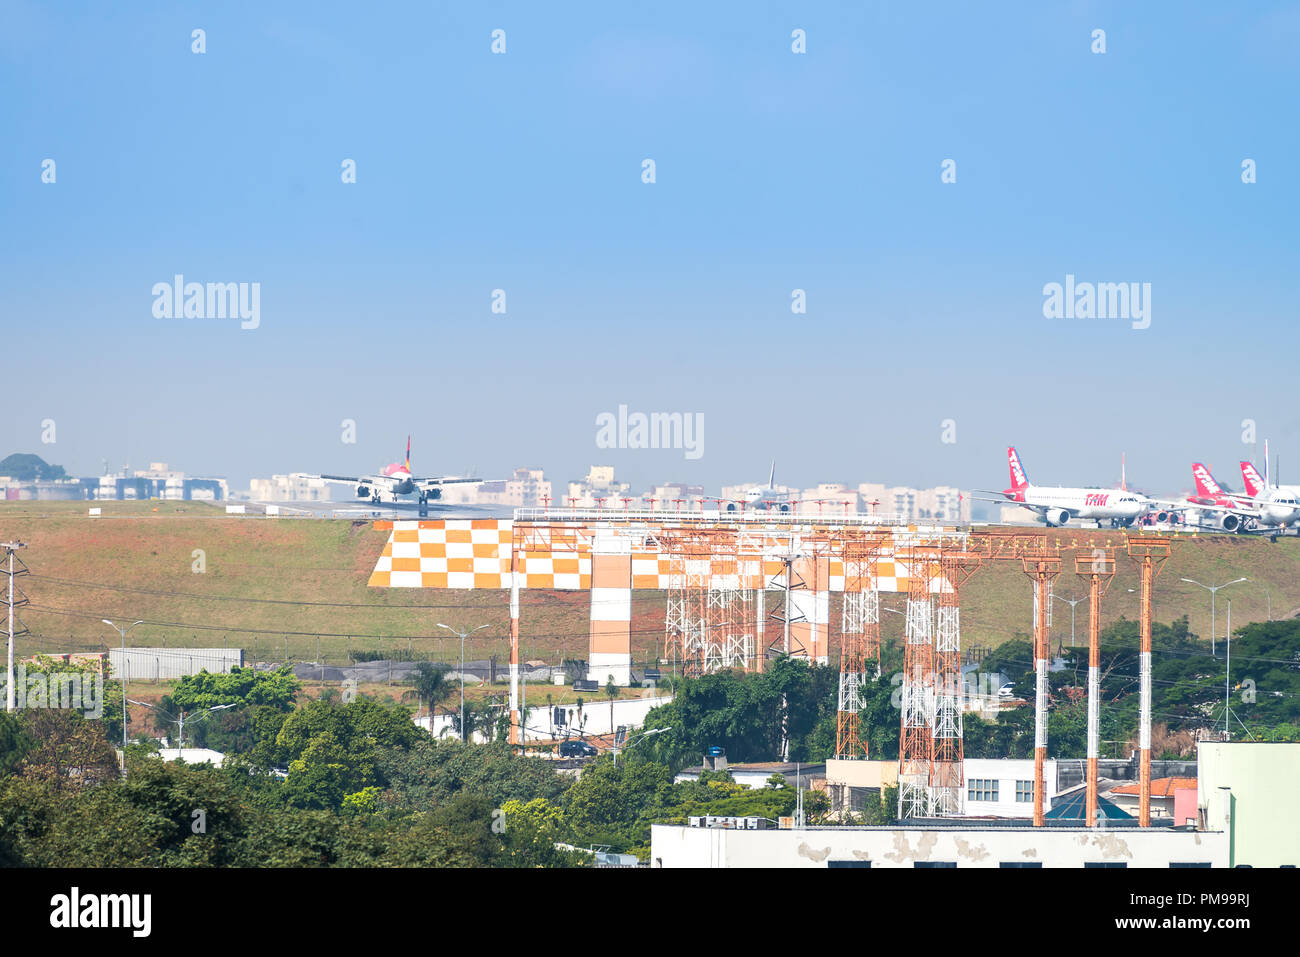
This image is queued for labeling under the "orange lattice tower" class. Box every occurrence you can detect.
[835,532,887,759]
[931,547,981,815]
[898,543,940,818]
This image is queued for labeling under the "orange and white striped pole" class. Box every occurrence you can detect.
[589,533,632,686]
[509,545,521,746]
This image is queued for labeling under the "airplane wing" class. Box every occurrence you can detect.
[318,473,395,489]
[414,477,486,491]
[1149,498,1260,516]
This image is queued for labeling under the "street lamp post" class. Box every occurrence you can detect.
[437,623,489,743]
[614,726,669,766]
[103,619,144,747]
[128,699,236,751]
[1054,593,1084,647]
[1180,578,1247,657]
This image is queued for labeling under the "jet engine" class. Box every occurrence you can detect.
[1044,508,1070,527]
[1220,513,1240,532]
[356,486,370,499]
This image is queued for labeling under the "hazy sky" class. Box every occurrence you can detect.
[3,1,1298,495]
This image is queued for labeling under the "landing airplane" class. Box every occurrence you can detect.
[975,447,1148,527]
[315,436,484,506]
[737,462,792,511]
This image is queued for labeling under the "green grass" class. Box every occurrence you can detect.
[4,501,1296,667]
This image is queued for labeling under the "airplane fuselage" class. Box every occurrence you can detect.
[1011,486,1148,524]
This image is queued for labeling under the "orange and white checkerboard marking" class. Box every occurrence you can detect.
[368,519,925,592]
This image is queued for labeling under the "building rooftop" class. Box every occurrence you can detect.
[1044,789,1133,821]
[1109,776,1197,797]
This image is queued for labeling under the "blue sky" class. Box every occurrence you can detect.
[2,1,1298,494]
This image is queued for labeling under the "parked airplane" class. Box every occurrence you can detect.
[1150,463,1247,531]
[315,436,484,506]
[1236,460,1300,527]
[976,447,1149,527]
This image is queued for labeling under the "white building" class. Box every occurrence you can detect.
[477,467,553,508]
[650,821,1228,868]
[798,484,858,515]
[565,465,632,508]
[248,472,333,502]
[961,758,1058,817]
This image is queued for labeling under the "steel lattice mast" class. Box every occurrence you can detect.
[931,549,981,815]
[835,534,884,759]
[898,545,938,818]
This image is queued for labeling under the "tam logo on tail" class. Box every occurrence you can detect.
[1241,461,1267,497]
[1007,447,1029,490]
[1191,463,1224,498]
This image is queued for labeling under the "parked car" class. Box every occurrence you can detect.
[559,739,598,758]
[997,683,1016,698]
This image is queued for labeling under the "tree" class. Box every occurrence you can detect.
[409,661,453,718]
[0,712,33,776]
[17,709,119,792]
[170,666,299,712]
[605,676,618,734]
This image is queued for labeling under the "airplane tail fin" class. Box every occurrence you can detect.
[768,460,775,490]
[405,435,411,473]
[1121,452,1127,491]
[1240,461,1267,497]
[1192,463,1224,498]
[1007,446,1029,491]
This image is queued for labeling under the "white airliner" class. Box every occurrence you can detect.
[1236,459,1300,528]
[736,462,792,511]
[977,447,1148,527]
[314,436,484,506]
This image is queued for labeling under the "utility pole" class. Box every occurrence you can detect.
[2,543,30,712]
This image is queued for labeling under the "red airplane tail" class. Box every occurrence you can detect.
[1240,461,1266,497]
[1191,463,1224,499]
[1004,447,1029,501]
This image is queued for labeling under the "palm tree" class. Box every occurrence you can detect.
[410,661,453,719]
[605,676,618,737]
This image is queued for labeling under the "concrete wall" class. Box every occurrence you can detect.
[1198,741,1300,867]
[651,824,1228,868]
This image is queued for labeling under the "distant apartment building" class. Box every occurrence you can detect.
[477,467,553,508]
[857,482,968,523]
[247,473,333,502]
[646,482,706,511]
[798,483,858,515]
[564,465,631,508]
